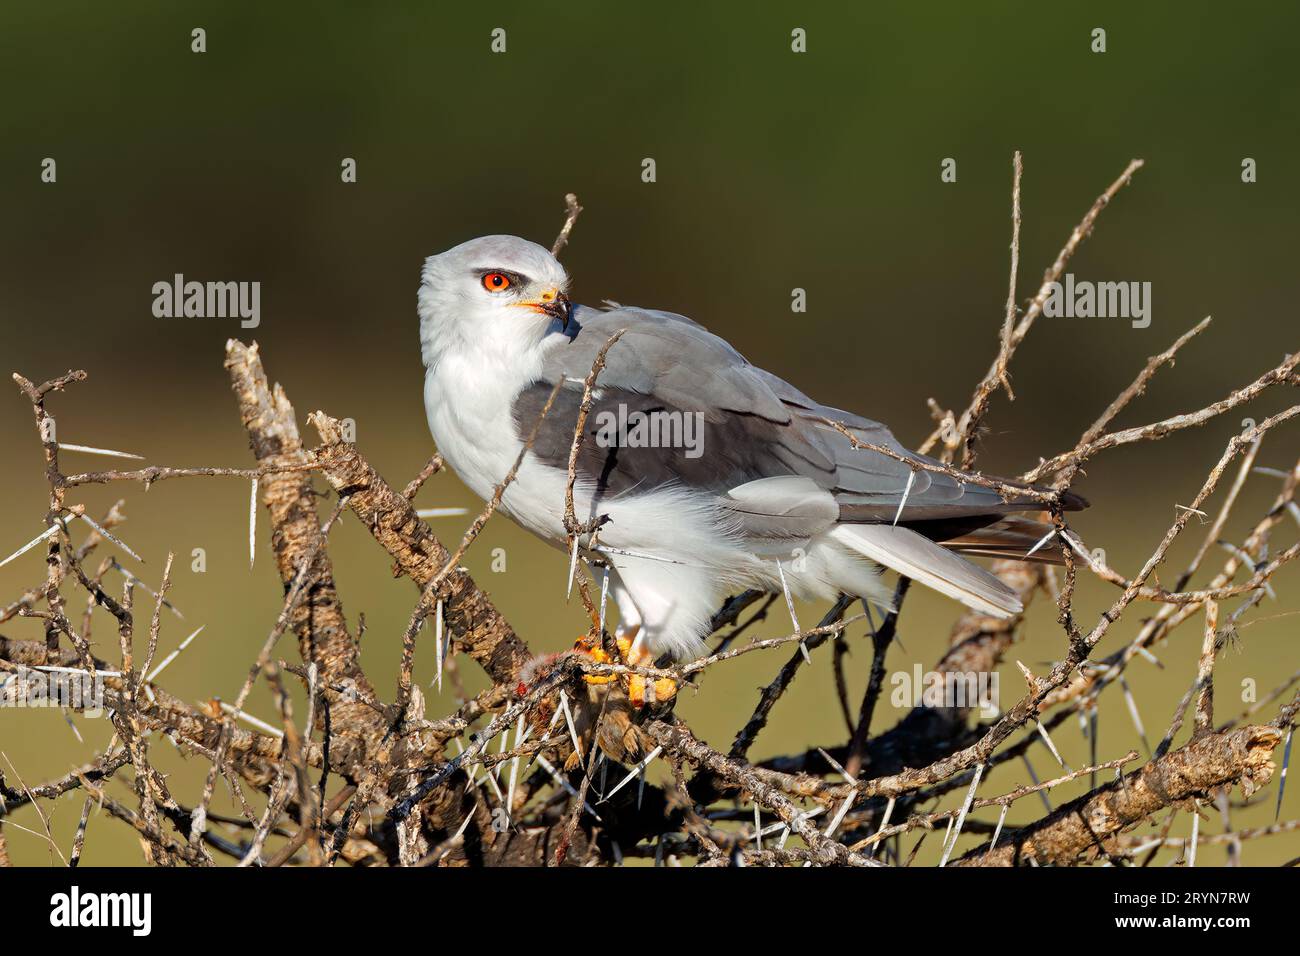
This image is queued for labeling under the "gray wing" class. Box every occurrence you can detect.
[513,305,1066,534]
[742,364,1064,524]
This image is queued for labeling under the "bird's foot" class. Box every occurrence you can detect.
[574,630,619,686]
[618,634,677,709]
[573,631,676,707]
[576,644,617,685]
[570,600,619,685]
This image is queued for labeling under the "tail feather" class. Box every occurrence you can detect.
[830,523,1023,619]
[939,515,1067,566]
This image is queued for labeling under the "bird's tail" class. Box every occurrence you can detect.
[829,523,1023,619]
[935,514,1068,564]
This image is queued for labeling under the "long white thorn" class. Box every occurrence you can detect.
[1023,527,1057,560]
[111,559,184,619]
[600,745,662,803]
[454,738,480,789]
[1060,529,1100,570]
[248,477,258,569]
[535,756,602,821]
[757,805,825,840]
[56,443,144,460]
[1119,675,1151,756]
[1035,719,1068,769]
[77,513,143,564]
[776,818,795,850]
[823,793,855,838]
[817,747,856,786]
[478,753,506,805]
[446,799,478,850]
[868,797,895,859]
[1217,541,1276,599]
[892,470,916,527]
[1135,644,1162,667]
[598,565,610,635]
[990,803,1009,851]
[62,709,83,744]
[775,805,831,852]
[591,544,697,567]
[940,763,984,867]
[219,702,283,739]
[434,598,444,692]
[1252,466,1291,479]
[505,713,525,824]
[775,559,808,664]
[565,536,580,601]
[558,690,582,757]
[1125,838,1163,856]
[145,625,206,682]
[0,526,57,570]
[415,507,470,519]
[521,703,565,778]
[35,664,123,677]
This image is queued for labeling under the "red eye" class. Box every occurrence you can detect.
[482,272,511,292]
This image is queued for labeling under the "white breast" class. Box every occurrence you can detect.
[423,346,575,546]
[423,354,521,499]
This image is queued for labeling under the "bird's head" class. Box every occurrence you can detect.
[419,235,572,365]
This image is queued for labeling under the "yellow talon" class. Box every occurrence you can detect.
[652,676,678,700]
[629,673,646,706]
[575,631,679,705]
[619,634,679,708]
[576,637,617,685]
[627,673,679,708]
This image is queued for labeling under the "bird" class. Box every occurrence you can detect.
[418,234,1084,686]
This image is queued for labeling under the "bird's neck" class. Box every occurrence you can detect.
[418,296,562,367]
[422,320,542,383]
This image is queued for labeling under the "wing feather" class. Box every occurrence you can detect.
[519,304,1082,533]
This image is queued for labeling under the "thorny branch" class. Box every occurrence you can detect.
[2,166,1297,868]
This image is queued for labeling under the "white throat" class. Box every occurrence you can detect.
[419,297,560,503]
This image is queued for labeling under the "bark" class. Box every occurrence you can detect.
[954,725,1283,866]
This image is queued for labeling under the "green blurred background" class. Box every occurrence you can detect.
[1,1,1297,865]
